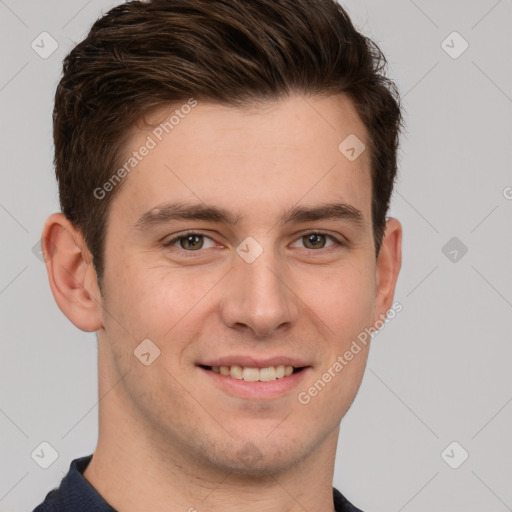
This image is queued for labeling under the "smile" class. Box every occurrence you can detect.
[200,364,306,382]
[198,362,310,399]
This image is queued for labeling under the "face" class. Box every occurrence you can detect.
[94,93,395,474]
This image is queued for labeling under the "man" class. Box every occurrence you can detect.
[34,0,402,510]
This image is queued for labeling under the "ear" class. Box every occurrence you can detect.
[373,217,402,322]
[41,213,104,332]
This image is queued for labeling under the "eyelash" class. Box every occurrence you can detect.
[162,230,345,255]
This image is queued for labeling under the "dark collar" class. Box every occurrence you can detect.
[33,455,116,512]
[34,455,363,512]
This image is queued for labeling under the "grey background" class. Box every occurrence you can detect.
[1,0,511,511]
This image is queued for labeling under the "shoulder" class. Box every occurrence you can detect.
[333,487,365,512]
[32,455,116,512]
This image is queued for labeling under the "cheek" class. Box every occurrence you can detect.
[295,266,374,424]
[104,263,222,348]
[302,259,376,342]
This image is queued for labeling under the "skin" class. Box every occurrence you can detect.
[42,93,402,512]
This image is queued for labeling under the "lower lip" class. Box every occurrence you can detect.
[198,366,311,400]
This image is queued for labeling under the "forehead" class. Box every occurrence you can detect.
[110,93,372,230]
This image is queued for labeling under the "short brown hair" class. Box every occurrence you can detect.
[54,0,403,285]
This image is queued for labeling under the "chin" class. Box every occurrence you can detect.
[218,452,300,476]
[205,435,310,476]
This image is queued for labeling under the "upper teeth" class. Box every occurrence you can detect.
[211,365,294,381]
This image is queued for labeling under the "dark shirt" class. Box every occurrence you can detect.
[33,455,364,512]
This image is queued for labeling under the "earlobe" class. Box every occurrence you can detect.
[374,217,402,321]
[41,213,104,332]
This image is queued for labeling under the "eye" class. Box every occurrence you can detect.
[291,232,344,250]
[163,232,216,251]
[162,230,344,255]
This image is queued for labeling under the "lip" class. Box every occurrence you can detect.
[197,365,312,400]
[199,356,310,368]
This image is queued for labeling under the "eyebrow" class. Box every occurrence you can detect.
[132,201,365,231]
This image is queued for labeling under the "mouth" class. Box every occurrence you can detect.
[197,361,311,400]
[198,364,307,382]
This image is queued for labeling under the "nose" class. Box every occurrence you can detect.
[219,248,299,338]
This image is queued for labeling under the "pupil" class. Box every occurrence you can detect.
[182,235,202,250]
[306,234,324,249]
